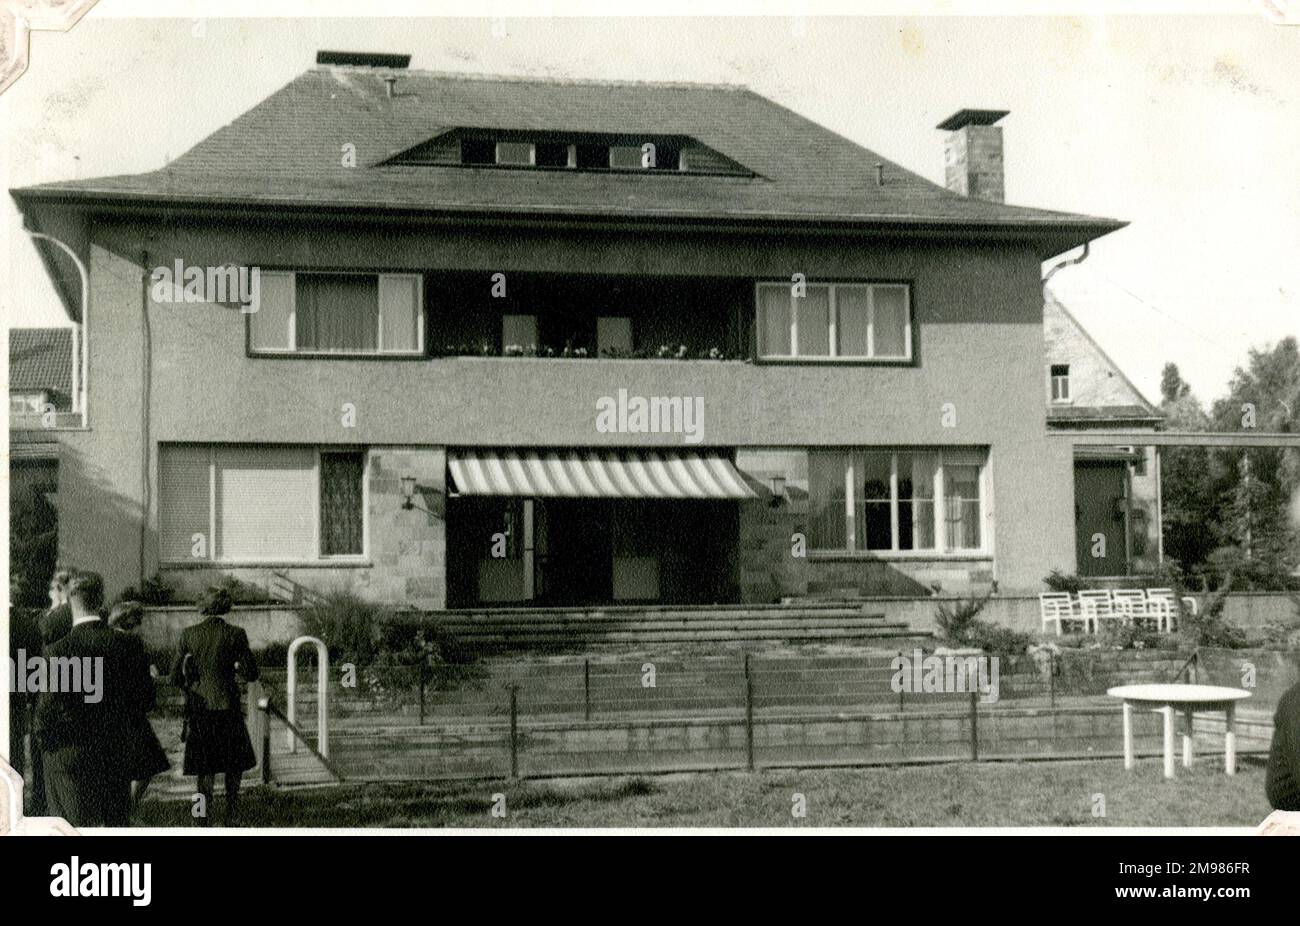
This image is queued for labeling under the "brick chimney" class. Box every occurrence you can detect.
[937,109,1009,203]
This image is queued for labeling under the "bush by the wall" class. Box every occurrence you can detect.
[935,594,1032,656]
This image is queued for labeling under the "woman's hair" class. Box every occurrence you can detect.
[197,584,234,616]
[108,600,145,631]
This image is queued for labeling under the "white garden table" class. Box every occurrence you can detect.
[1106,684,1252,780]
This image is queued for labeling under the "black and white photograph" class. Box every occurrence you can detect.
[1,0,1299,861]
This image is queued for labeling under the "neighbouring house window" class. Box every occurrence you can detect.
[807,449,985,553]
[249,271,423,355]
[320,451,366,556]
[495,141,535,166]
[597,317,633,356]
[159,445,367,563]
[502,314,539,352]
[9,392,45,415]
[756,282,912,360]
[1050,364,1071,402]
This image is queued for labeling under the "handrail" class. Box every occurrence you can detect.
[1168,649,1198,684]
[287,636,329,758]
[257,696,345,782]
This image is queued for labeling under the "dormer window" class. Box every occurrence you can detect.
[535,142,574,168]
[461,137,494,165]
[609,145,646,169]
[387,130,752,176]
[495,141,535,166]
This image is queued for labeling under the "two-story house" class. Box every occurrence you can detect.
[11,52,1125,612]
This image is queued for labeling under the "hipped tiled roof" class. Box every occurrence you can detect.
[11,68,1123,252]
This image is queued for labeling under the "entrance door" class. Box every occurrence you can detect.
[536,500,613,605]
[1075,462,1129,576]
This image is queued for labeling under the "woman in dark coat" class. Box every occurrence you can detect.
[171,585,260,826]
[107,600,171,807]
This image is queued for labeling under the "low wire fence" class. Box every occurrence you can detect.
[266,647,1297,782]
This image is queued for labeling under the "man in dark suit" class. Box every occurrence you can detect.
[26,566,76,814]
[1267,680,1300,812]
[35,572,152,827]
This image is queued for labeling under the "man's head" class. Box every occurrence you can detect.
[108,600,145,632]
[48,566,76,607]
[66,571,105,618]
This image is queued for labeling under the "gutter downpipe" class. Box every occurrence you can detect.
[24,228,89,427]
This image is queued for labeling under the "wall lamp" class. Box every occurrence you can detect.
[400,475,419,510]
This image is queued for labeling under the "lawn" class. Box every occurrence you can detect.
[131,756,1272,829]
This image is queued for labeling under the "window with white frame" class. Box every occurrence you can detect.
[159,445,367,562]
[756,282,911,360]
[1049,364,1071,402]
[249,271,423,355]
[807,449,986,553]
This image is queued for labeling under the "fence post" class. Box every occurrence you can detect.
[508,683,520,780]
[584,658,591,722]
[898,651,905,713]
[744,654,755,772]
[1191,649,1199,685]
[1048,651,1056,710]
[969,690,979,762]
[418,661,427,726]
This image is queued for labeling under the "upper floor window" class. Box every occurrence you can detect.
[756,282,911,361]
[1050,363,1071,402]
[249,271,423,356]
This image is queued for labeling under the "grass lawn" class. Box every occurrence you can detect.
[132,756,1272,829]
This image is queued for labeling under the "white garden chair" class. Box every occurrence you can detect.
[1145,588,1195,633]
[1077,589,1124,633]
[1039,592,1081,636]
[1111,589,1153,628]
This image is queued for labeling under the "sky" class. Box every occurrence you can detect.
[2,5,1297,406]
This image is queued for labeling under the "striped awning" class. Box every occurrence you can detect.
[448,449,758,499]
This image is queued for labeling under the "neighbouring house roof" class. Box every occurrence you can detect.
[10,68,1123,256]
[1043,288,1162,428]
[9,327,73,409]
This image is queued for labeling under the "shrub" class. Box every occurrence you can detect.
[299,590,389,665]
[1043,570,1086,595]
[1099,621,1162,651]
[1179,576,1249,649]
[116,573,175,606]
[934,593,1032,657]
[298,592,481,698]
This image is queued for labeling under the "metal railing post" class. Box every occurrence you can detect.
[1048,651,1056,710]
[258,699,272,785]
[287,636,329,758]
[969,690,979,762]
